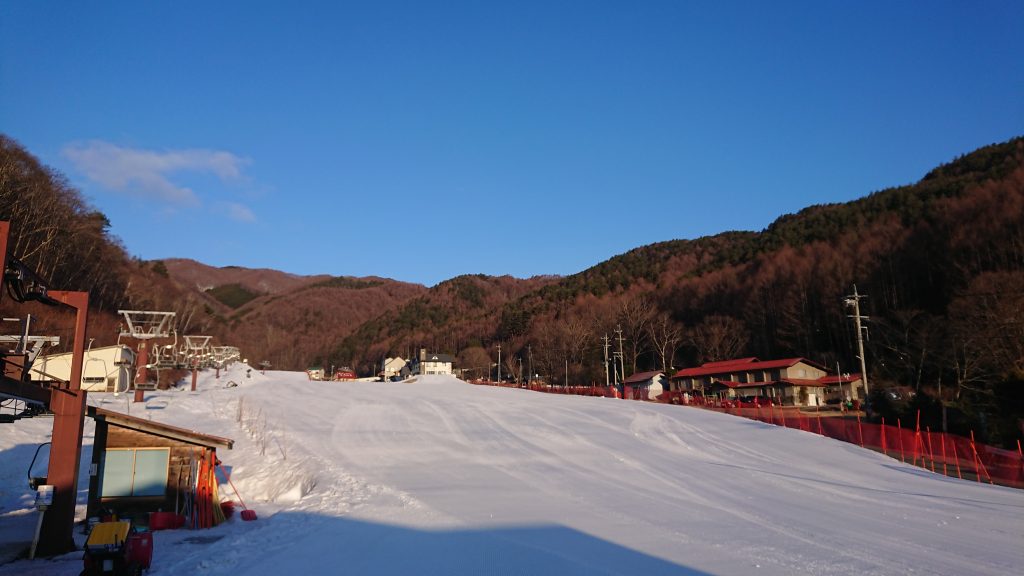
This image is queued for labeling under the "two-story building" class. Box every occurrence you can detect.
[671,357,863,406]
[409,349,454,376]
[382,357,407,379]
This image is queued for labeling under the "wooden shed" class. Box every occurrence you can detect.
[86,407,234,529]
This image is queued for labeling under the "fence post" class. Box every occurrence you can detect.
[969,431,992,484]
[1019,440,1023,484]
[881,417,887,456]
[951,440,963,479]
[926,427,936,473]
[940,432,948,477]
[897,418,905,463]
[857,413,864,448]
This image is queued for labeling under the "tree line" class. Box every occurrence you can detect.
[336,138,1024,448]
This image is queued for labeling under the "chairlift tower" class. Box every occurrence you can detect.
[184,335,211,392]
[118,310,175,403]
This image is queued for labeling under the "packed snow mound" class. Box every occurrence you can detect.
[1,363,1022,576]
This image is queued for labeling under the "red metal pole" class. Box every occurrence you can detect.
[856,413,864,447]
[926,427,936,472]
[191,366,198,392]
[1018,439,1023,484]
[134,342,148,403]
[37,290,89,557]
[951,440,963,479]
[970,431,992,484]
[881,417,887,456]
[914,410,923,467]
[0,222,8,271]
[898,418,905,463]
[970,430,981,483]
[940,432,948,477]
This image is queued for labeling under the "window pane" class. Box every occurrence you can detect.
[132,449,169,497]
[100,450,134,498]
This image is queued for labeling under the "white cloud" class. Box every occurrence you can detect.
[223,202,257,223]
[63,140,250,207]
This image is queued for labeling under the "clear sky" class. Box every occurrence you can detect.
[2,1,1022,286]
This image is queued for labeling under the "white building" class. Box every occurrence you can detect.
[32,345,135,393]
[382,357,407,378]
[411,349,453,376]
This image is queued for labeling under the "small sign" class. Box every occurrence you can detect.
[35,485,54,509]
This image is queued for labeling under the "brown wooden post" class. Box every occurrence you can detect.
[191,365,198,392]
[37,290,89,557]
[134,342,147,403]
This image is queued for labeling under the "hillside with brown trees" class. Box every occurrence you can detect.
[2,132,1022,447]
[335,137,1024,448]
[0,134,427,375]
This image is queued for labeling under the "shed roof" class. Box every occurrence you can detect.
[88,406,234,449]
[623,370,664,385]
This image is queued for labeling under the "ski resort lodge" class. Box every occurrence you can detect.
[670,357,864,406]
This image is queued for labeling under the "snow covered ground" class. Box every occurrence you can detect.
[2,363,1022,575]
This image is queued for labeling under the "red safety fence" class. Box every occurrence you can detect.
[703,403,1024,489]
[470,380,620,398]
[469,382,1024,488]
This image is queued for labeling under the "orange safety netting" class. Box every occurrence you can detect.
[704,403,1024,489]
[475,383,1024,489]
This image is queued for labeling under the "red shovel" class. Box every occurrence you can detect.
[217,463,257,521]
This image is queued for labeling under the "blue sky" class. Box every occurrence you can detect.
[2,1,1022,286]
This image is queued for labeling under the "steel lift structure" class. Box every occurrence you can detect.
[0,221,90,556]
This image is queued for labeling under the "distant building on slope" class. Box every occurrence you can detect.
[381,356,406,379]
[32,345,135,393]
[333,368,358,381]
[622,370,666,401]
[671,357,864,406]
[410,349,454,376]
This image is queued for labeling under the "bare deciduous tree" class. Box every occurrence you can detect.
[618,295,654,373]
[648,315,683,372]
[689,315,748,363]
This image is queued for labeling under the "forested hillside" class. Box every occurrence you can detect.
[0,135,426,372]
[336,137,1024,446]
[3,132,1021,446]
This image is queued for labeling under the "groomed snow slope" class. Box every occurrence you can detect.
[2,364,1022,575]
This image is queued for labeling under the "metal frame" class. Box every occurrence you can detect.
[117,310,175,341]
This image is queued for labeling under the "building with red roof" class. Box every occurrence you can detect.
[671,357,864,406]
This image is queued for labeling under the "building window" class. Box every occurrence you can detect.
[100,448,169,498]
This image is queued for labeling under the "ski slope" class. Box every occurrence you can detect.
[2,363,1022,575]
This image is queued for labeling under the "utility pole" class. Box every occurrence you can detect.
[528,345,533,386]
[497,343,501,383]
[615,324,626,385]
[602,334,610,388]
[844,285,870,398]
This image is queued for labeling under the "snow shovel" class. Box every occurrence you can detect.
[216,463,257,521]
